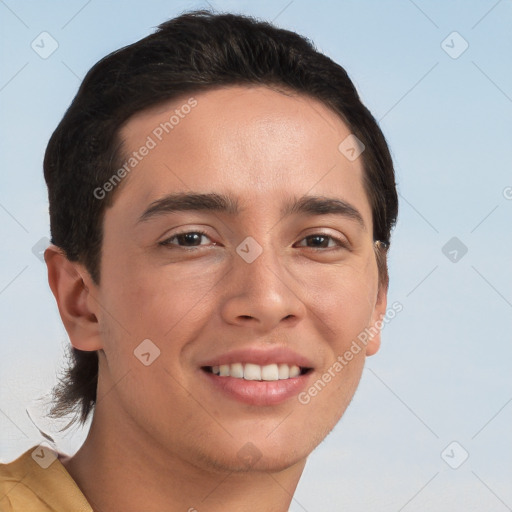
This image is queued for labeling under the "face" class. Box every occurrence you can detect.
[81,85,387,472]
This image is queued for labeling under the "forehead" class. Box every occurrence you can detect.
[113,85,371,226]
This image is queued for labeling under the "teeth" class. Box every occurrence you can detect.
[278,363,289,379]
[230,362,244,378]
[261,363,279,381]
[244,363,261,381]
[289,365,300,378]
[209,363,306,381]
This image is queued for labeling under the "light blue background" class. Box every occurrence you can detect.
[1,1,511,510]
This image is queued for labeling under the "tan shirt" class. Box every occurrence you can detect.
[0,446,93,512]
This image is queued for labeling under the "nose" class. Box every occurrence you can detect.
[219,239,305,333]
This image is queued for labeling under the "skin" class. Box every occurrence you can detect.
[45,85,388,512]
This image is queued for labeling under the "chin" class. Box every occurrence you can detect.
[190,430,326,475]
[206,451,309,474]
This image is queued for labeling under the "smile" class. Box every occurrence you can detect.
[199,347,315,405]
[203,362,311,381]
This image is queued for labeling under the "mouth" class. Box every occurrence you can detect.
[200,362,314,406]
[198,346,315,406]
[201,363,313,381]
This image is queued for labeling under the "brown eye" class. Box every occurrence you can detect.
[160,230,214,248]
[295,234,348,250]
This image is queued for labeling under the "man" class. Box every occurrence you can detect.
[0,9,397,512]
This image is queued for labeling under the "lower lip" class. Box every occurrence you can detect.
[201,369,312,406]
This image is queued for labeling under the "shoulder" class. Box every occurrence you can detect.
[0,445,93,512]
[0,447,34,512]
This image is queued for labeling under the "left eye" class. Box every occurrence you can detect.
[294,234,347,249]
[159,231,213,248]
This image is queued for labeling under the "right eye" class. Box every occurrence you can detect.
[159,230,217,249]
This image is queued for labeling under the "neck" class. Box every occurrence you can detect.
[60,402,306,512]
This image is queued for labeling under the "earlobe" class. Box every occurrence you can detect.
[366,284,388,357]
[44,244,102,351]
[365,330,381,356]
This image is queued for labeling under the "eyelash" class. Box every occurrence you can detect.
[158,230,349,251]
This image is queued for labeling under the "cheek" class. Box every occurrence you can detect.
[100,251,222,340]
[304,260,378,415]
[300,259,378,347]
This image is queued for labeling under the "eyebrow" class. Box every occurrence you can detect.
[137,192,365,229]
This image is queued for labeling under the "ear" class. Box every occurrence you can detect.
[366,282,388,357]
[44,244,102,351]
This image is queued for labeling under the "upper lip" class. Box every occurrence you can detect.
[199,346,315,369]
